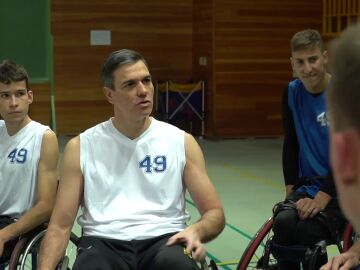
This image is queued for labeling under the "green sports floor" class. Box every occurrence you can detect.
[58,136,341,269]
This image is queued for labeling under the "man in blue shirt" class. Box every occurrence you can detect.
[272,29,345,270]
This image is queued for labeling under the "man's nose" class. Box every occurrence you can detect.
[137,82,148,95]
[9,95,18,106]
[303,61,312,73]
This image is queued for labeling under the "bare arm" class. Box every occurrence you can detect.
[38,136,84,270]
[0,130,58,252]
[167,133,225,260]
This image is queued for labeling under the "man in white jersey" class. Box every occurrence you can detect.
[0,60,59,264]
[38,49,225,270]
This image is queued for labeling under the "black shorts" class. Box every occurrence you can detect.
[73,232,201,270]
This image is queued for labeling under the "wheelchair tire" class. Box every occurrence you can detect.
[8,230,79,270]
[343,223,355,252]
[236,217,275,270]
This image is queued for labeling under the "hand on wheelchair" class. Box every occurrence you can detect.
[166,226,206,261]
[273,195,325,220]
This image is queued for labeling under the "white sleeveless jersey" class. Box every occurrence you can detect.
[78,117,190,240]
[0,120,49,218]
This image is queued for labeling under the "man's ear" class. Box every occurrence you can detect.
[331,129,360,186]
[322,50,329,65]
[290,57,297,78]
[27,90,34,105]
[103,87,114,105]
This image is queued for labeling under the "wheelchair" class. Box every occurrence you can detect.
[0,226,79,270]
[236,202,355,270]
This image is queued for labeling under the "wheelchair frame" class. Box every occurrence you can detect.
[1,229,79,270]
[236,217,354,270]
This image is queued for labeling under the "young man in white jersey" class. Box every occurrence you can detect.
[320,23,360,270]
[0,60,59,264]
[38,49,225,270]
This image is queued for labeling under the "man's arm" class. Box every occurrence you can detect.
[282,86,299,198]
[167,133,225,260]
[320,240,360,270]
[38,136,84,270]
[0,130,58,256]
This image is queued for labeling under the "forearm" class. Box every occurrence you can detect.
[190,208,225,243]
[282,86,299,192]
[314,191,331,210]
[285,185,294,198]
[0,201,53,242]
[38,224,72,270]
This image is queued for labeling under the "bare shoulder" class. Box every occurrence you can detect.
[39,129,59,162]
[62,136,81,168]
[63,136,80,153]
[184,132,199,151]
[42,129,58,146]
[184,132,204,159]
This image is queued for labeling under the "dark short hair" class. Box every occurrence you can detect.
[101,49,149,90]
[0,60,29,90]
[291,29,324,52]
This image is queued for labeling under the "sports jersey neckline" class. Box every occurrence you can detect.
[108,117,154,142]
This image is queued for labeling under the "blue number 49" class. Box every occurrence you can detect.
[8,148,28,164]
[139,155,167,173]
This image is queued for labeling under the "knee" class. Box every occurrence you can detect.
[152,245,199,270]
[272,210,298,244]
[73,248,112,270]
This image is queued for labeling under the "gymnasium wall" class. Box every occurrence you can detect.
[52,0,193,134]
[193,0,323,138]
[33,0,321,137]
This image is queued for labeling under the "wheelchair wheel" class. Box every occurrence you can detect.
[343,223,356,252]
[8,230,79,270]
[237,217,277,270]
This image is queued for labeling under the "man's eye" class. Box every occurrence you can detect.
[0,93,9,99]
[125,82,135,87]
[143,78,152,84]
[16,91,26,97]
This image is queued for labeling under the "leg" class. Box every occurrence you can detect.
[0,238,17,264]
[73,236,132,270]
[296,218,330,270]
[272,206,301,270]
[150,244,201,270]
[0,216,17,265]
[138,233,200,270]
[297,200,347,270]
